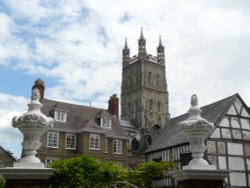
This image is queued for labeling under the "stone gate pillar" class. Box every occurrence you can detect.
[173,95,229,188]
[0,86,54,188]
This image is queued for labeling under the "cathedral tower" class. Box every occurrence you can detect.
[121,29,170,131]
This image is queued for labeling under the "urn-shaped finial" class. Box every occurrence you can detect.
[178,94,215,170]
[12,86,54,167]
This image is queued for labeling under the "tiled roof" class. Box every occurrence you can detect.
[0,146,16,165]
[41,99,127,139]
[120,120,137,129]
[145,94,239,153]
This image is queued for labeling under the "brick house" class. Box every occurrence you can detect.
[32,80,129,166]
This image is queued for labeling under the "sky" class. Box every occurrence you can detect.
[0,0,250,158]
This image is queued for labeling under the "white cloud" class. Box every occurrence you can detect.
[1,0,250,156]
[1,0,249,112]
[0,93,28,158]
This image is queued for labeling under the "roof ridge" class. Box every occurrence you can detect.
[42,98,107,111]
[170,93,238,120]
[200,93,238,110]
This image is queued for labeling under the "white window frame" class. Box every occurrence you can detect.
[89,134,100,150]
[54,110,67,122]
[101,117,112,128]
[104,138,108,153]
[65,133,77,150]
[113,139,122,154]
[47,131,59,148]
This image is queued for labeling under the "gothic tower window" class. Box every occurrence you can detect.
[158,101,161,111]
[129,76,133,87]
[149,99,153,110]
[132,138,139,151]
[147,136,152,146]
[148,72,152,85]
[135,100,138,112]
[156,74,160,87]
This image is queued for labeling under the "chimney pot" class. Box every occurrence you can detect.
[32,79,45,100]
[108,94,119,117]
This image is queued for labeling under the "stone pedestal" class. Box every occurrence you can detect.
[174,95,229,188]
[0,84,54,188]
[0,167,53,188]
[173,169,229,188]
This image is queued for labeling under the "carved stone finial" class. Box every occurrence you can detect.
[124,37,128,49]
[191,94,198,106]
[140,27,144,39]
[31,88,40,101]
[177,94,214,170]
[158,35,163,47]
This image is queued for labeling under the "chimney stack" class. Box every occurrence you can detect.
[108,94,119,117]
[32,79,45,100]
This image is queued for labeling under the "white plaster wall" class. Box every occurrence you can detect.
[231,118,240,128]
[221,128,231,139]
[230,172,246,186]
[246,158,250,171]
[208,155,217,166]
[227,106,237,116]
[219,117,229,127]
[228,157,245,170]
[210,128,220,138]
[232,129,242,139]
[234,99,242,114]
[241,118,250,130]
[242,108,250,118]
[217,142,226,154]
[227,142,243,155]
[207,141,216,154]
[242,131,250,141]
[218,156,227,169]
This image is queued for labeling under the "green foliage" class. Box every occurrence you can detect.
[128,160,175,188]
[48,155,175,188]
[48,155,127,188]
[0,179,5,188]
[99,162,128,186]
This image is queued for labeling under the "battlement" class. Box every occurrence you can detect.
[127,54,159,65]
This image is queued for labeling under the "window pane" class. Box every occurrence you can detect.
[89,134,100,150]
[54,111,67,122]
[65,134,76,149]
[47,132,59,148]
[101,117,112,128]
[105,138,108,153]
[113,139,122,154]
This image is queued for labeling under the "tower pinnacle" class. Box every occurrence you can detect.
[140,27,144,40]
[138,28,146,56]
[157,35,165,64]
[158,35,163,47]
[122,37,130,66]
[124,37,128,49]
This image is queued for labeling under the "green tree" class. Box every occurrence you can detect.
[0,179,5,188]
[98,161,128,187]
[48,155,127,188]
[49,156,102,188]
[48,155,174,188]
[128,160,175,188]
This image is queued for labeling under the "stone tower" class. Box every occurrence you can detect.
[121,29,170,131]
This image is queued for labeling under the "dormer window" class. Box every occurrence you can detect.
[54,110,67,122]
[101,117,112,128]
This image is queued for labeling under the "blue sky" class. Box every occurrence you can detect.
[0,0,250,158]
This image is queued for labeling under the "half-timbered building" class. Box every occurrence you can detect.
[145,93,250,188]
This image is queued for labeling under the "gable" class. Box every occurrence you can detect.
[210,96,250,141]
[226,98,250,118]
